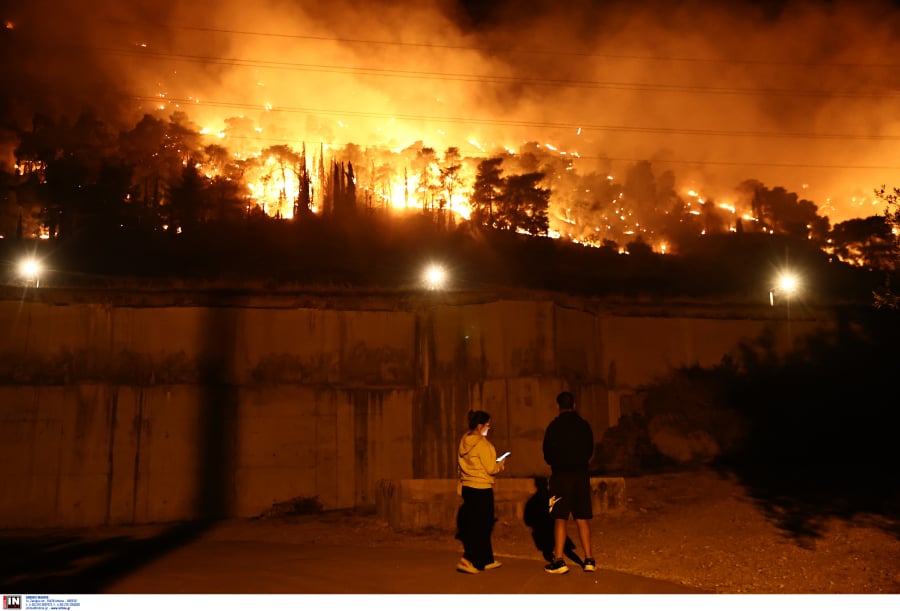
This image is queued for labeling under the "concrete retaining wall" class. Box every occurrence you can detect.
[0,293,831,528]
[375,477,626,531]
[0,385,414,527]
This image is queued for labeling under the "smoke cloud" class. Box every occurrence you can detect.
[4,0,900,222]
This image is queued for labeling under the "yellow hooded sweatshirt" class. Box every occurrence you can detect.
[458,431,503,489]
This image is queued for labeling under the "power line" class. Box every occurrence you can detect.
[132,95,900,142]
[103,46,900,100]
[109,19,900,71]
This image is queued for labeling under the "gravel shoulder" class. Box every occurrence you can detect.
[233,468,900,594]
[573,469,900,593]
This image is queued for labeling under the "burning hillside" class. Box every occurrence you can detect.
[4,0,900,238]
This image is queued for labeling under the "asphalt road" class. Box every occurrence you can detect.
[104,540,706,595]
[1,525,706,595]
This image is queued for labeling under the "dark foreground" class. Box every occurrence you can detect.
[0,522,703,595]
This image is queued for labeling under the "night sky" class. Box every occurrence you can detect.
[4,0,900,223]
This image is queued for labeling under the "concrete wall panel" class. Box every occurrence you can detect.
[111,308,206,365]
[0,295,835,528]
[498,377,567,478]
[2,302,102,357]
[0,388,61,526]
[434,301,555,380]
[238,308,342,385]
[137,388,203,524]
[339,311,417,387]
[600,316,825,388]
[104,388,142,525]
[555,305,601,380]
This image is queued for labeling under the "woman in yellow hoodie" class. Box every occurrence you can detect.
[456,409,508,574]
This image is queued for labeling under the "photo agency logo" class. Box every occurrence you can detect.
[2,595,22,610]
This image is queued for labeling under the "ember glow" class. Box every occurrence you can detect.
[4,0,900,245]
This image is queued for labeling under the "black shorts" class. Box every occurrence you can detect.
[548,471,593,520]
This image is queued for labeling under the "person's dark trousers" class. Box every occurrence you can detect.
[460,486,495,569]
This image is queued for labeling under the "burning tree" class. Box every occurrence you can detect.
[168,161,208,231]
[469,157,549,236]
[743,180,830,244]
[4,103,867,262]
[872,186,900,309]
[499,172,550,236]
[295,142,312,218]
[471,157,503,227]
[827,216,895,271]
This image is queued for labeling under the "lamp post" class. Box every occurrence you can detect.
[771,271,798,346]
[17,257,42,288]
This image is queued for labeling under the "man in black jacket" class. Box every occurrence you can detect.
[542,391,595,574]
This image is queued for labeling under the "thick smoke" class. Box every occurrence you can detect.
[3,0,900,222]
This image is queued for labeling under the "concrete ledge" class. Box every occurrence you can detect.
[376,477,625,531]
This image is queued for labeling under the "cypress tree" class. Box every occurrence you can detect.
[346,162,356,213]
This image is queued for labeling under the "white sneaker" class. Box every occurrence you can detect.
[456,557,480,574]
[544,558,569,574]
[484,561,503,570]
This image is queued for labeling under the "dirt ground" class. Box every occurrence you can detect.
[565,468,900,593]
[240,467,900,594]
[3,468,898,594]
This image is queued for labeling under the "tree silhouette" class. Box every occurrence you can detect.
[828,216,893,270]
[499,172,550,236]
[317,144,327,215]
[872,186,900,309]
[439,147,462,212]
[471,157,504,227]
[295,142,312,218]
[413,146,439,210]
[168,160,207,231]
[346,161,357,214]
[207,175,246,223]
[43,154,89,239]
[7,101,894,283]
[118,114,194,228]
[86,160,132,234]
[329,159,341,216]
[742,180,830,242]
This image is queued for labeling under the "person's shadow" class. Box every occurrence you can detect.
[523,476,580,565]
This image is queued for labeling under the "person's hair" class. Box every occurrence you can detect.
[467,410,491,430]
[556,391,576,410]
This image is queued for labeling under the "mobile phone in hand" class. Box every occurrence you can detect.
[496,451,511,462]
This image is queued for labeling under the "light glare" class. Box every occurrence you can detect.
[778,273,798,294]
[18,258,40,279]
[17,257,42,287]
[423,264,446,290]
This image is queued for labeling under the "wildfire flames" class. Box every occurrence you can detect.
[4,0,899,249]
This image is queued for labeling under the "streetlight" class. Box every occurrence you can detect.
[770,270,799,345]
[17,257,42,287]
[769,271,799,305]
[422,263,447,290]
[777,272,798,296]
